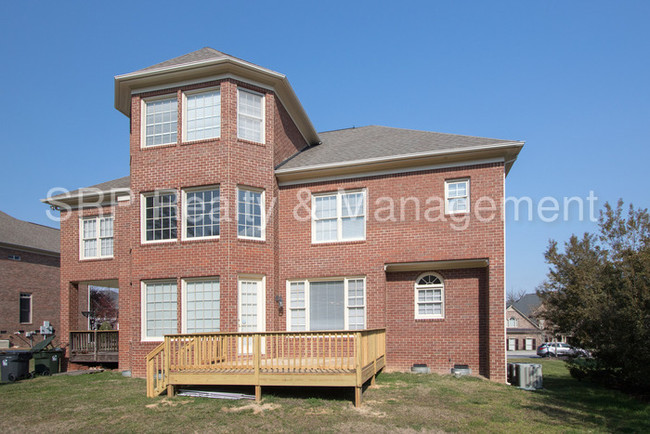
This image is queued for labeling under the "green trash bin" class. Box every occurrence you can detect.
[1,351,32,382]
[31,349,62,376]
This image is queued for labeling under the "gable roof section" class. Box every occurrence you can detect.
[0,210,60,254]
[114,47,319,146]
[42,175,130,207]
[511,293,542,318]
[276,125,523,185]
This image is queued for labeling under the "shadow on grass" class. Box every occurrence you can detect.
[521,360,650,433]
[173,383,361,405]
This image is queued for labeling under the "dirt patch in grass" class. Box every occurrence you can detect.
[221,402,280,415]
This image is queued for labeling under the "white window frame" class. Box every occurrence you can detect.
[182,87,221,142]
[525,338,534,351]
[414,272,445,320]
[311,189,367,244]
[141,280,178,342]
[236,186,265,241]
[444,178,470,214]
[237,88,265,144]
[285,277,366,331]
[141,94,178,148]
[508,317,518,327]
[181,277,221,334]
[141,190,178,244]
[19,293,32,324]
[182,186,220,241]
[79,215,114,260]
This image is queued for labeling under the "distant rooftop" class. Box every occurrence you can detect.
[0,210,60,254]
[511,293,542,318]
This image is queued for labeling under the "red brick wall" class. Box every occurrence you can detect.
[278,163,506,380]
[0,246,59,347]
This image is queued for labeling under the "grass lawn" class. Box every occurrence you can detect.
[0,358,648,433]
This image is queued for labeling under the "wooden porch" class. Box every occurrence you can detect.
[69,330,119,363]
[146,329,386,407]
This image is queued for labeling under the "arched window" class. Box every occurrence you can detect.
[414,273,444,319]
[508,317,518,327]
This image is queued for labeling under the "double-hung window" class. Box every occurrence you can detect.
[142,281,177,341]
[81,216,114,259]
[182,278,220,333]
[184,89,221,141]
[143,96,178,147]
[414,273,445,319]
[237,88,264,143]
[183,187,220,240]
[312,190,366,243]
[19,293,32,324]
[287,278,366,331]
[142,192,177,242]
[445,179,469,214]
[237,187,264,240]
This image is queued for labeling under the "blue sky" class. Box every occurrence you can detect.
[1,1,648,293]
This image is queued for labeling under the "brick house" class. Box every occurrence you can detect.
[43,48,523,382]
[0,211,60,347]
[506,293,565,351]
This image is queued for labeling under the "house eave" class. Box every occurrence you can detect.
[276,142,524,186]
[384,258,489,273]
[41,188,131,208]
[114,57,320,145]
[0,241,60,257]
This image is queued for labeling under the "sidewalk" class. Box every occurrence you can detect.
[507,350,539,359]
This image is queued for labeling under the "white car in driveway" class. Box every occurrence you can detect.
[537,342,590,357]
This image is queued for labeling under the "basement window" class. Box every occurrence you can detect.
[8,254,21,261]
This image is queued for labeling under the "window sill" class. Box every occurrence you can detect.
[237,138,266,147]
[237,237,266,244]
[180,237,220,244]
[140,142,178,150]
[311,239,366,247]
[414,318,445,322]
[140,239,178,247]
[181,137,221,146]
[79,256,114,263]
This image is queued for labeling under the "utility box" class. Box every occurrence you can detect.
[516,363,543,390]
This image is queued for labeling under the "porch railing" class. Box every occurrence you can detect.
[146,329,386,405]
[69,330,119,363]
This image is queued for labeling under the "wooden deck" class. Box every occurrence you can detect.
[69,330,119,363]
[146,329,386,406]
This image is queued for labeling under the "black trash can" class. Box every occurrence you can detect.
[31,349,63,376]
[1,351,32,383]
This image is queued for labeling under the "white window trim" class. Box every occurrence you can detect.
[141,280,178,342]
[444,178,470,215]
[19,293,32,324]
[181,277,221,334]
[237,275,267,332]
[414,272,445,320]
[140,190,178,245]
[311,189,367,244]
[237,87,265,144]
[79,215,114,260]
[285,276,367,331]
[181,185,220,241]
[182,87,221,143]
[140,94,178,148]
[236,186,266,241]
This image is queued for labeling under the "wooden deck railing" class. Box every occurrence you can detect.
[146,329,386,406]
[69,330,119,363]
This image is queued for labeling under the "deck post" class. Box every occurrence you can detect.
[354,387,362,408]
[254,334,261,402]
[93,330,98,362]
[355,332,363,407]
[167,384,175,397]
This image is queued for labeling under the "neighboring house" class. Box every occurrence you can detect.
[43,48,523,382]
[0,211,60,347]
[506,293,565,351]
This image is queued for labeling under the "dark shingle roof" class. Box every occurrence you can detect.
[134,47,275,75]
[0,211,60,254]
[277,125,521,170]
[511,293,542,318]
[48,176,130,201]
